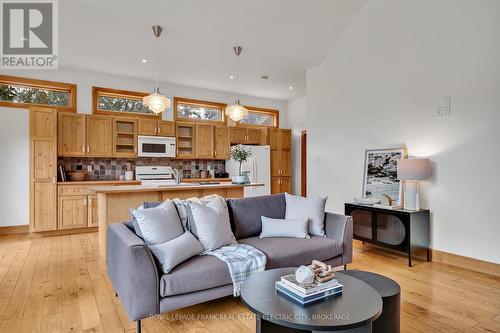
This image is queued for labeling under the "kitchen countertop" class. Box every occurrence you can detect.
[90,182,264,194]
[57,180,141,186]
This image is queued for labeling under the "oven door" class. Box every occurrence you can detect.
[138,136,175,157]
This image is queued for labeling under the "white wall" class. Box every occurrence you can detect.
[2,67,287,126]
[0,108,29,227]
[287,96,307,195]
[305,0,500,263]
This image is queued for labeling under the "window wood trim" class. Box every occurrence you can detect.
[92,86,160,119]
[236,105,279,128]
[173,96,227,124]
[0,75,77,112]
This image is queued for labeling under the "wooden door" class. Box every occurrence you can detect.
[58,195,88,230]
[86,115,112,157]
[58,112,85,156]
[271,178,281,194]
[230,127,247,144]
[247,128,262,144]
[30,107,57,232]
[113,117,137,158]
[279,129,291,150]
[195,124,214,159]
[157,121,175,137]
[88,195,99,227]
[138,118,157,136]
[214,125,230,160]
[280,150,291,177]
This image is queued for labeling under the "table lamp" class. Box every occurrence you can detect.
[397,159,430,211]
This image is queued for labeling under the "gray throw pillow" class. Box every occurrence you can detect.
[172,194,224,236]
[149,231,203,273]
[285,193,327,237]
[130,201,162,239]
[188,196,237,252]
[131,200,184,245]
[259,216,310,239]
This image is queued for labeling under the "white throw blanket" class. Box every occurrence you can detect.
[204,244,267,296]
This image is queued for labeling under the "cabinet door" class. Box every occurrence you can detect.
[176,122,196,158]
[279,129,291,150]
[230,127,247,144]
[214,125,230,160]
[58,113,85,156]
[157,120,175,137]
[86,115,112,157]
[271,178,281,194]
[138,118,158,136]
[30,107,57,232]
[58,195,88,230]
[195,124,214,158]
[113,117,137,158]
[88,195,99,227]
[270,150,281,177]
[280,150,291,177]
[267,128,279,150]
[280,177,291,193]
[247,128,262,144]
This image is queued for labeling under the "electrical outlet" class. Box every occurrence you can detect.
[87,165,93,172]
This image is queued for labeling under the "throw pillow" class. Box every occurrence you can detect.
[172,194,222,236]
[130,202,162,239]
[188,196,237,252]
[131,200,184,245]
[149,231,203,273]
[285,193,327,237]
[259,216,309,239]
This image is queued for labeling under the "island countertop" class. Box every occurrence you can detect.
[90,182,264,194]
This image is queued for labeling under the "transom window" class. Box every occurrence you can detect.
[93,86,157,117]
[239,106,279,127]
[0,75,76,112]
[174,97,226,124]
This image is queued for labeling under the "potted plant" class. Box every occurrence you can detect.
[229,145,252,184]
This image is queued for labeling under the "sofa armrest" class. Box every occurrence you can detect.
[107,223,160,321]
[324,212,353,265]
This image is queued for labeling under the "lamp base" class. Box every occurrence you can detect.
[403,181,420,211]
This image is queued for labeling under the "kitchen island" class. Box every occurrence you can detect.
[91,182,264,260]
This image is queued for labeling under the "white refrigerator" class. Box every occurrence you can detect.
[226,145,271,197]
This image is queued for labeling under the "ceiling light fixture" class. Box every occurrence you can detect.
[141,59,148,63]
[228,75,235,79]
[225,46,248,122]
[289,86,294,90]
[143,25,171,115]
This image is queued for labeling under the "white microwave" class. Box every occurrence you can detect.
[138,135,176,158]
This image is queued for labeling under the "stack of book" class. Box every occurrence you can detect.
[275,273,343,306]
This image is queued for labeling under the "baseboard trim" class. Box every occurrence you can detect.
[0,225,29,235]
[28,227,98,238]
[431,249,500,278]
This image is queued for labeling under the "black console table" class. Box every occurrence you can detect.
[345,203,430,267]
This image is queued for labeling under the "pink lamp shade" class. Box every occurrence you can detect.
[397,159,430,181]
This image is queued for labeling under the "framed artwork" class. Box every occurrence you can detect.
[362,148,406,204]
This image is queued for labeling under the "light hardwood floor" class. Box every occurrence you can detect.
[0,233,499,333]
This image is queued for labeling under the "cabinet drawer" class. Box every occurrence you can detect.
[58,187,90,196]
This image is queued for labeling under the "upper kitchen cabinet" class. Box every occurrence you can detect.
[112,116,138,158]
[230,127,263,145]
[214,126,230,160]
[58,112,86,157]
[138,119,175,137]
[176,122,196,159]
[86,115,112,157]
[195,124,214,159]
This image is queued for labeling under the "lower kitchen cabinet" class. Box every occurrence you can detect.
[88,195,99,227]
[58,195,88,230]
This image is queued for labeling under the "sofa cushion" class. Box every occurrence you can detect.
[238,236,343,269]
[259,216,309,239]
[227,194,286,239]
[159,255,232,297]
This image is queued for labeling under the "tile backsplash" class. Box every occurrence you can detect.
[58,157,225,181]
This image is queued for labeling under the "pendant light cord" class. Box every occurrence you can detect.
[155,34,159,91]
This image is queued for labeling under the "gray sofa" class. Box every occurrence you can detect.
[107,193,353,326]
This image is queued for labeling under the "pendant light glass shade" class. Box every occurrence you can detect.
[225,101,248,122]
[143,25,171,115]
[143,88,171,114]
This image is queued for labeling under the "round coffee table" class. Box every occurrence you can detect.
[240,268,382,332]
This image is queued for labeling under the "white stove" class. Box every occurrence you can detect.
[135,166,179,186]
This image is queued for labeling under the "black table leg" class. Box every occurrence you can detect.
[408,248,412,267]
[256,317,308,333]
[426,249,431,262]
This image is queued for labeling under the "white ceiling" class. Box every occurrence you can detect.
[60,0,365,101]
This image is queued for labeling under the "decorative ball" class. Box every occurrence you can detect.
[295,265,315,284]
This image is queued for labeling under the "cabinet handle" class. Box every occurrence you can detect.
[87,145,89,153]
[83,198,87,206]
[52,176,56,184]
[214,150,216,157]
[88,197,92,207]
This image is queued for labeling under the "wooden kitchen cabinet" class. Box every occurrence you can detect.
[58,195,88,230]
[195,124,214,159]
[86,114,112,157]
[30,107,58,232]
[267,128,291,193]
[230,127,262,145]
[176,122,196,159]
[214,125,230,159]
[138,119,175,137]
[113,116,137,158]
[58,112,86,156]
[88,195,99,227]
[271,177,291,194]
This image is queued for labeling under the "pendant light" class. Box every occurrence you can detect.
[143,25,171,114]
[225,46,248,122]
